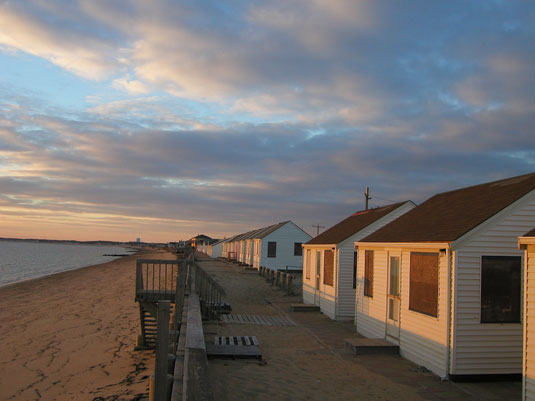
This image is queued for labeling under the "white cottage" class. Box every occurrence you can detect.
[252,221,311,270]
[208,238,225,258]
[520,228,535,400]
[355,173,535,379]
[302,201,415,321]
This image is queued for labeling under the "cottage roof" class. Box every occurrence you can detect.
[362,173,535,243]
[255,221,289,239]
[523,228,535,237]
[306,202,410,245]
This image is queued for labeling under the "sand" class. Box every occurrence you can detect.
[0,248,177,401]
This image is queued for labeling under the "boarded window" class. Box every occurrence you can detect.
[305,249,311,279]
[267,242,276,258]
[353,251,358,289]
[481,256,521,323]
[364,250,373,297]
[409,252,439,317]
[323,249,334,286]
[294,242,303,256]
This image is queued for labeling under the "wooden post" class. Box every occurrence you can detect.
[136,260,143,300]
[281,272,287,290]
[154,301,171,401]
[287,275,294,295]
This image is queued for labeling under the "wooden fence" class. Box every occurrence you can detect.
[258,266,301,295]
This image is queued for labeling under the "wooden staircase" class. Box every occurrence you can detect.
[135,259,181,350]
[139,306,158,348]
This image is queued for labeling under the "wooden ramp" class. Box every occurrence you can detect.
[206,336,262,359]
[221,314,296,327]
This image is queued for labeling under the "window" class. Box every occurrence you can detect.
[481,256,521,323]
[323,249,334,286]
[364,250,373,297]
[267,241,277,258]
[294,242,303,256]
[353,251,357,289]
[305,249,311,279]
[409,252,439,317]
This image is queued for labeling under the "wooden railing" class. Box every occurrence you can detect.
[150,257,221,401]
[135,259,182,303]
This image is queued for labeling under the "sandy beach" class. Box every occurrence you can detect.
[0,248,177,401]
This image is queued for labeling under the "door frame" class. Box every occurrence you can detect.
[386,252,401,344]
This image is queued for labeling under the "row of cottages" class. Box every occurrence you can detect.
[220,221,311,270]
[302,201,416,320]
[520,229,535,401]
[355,173,535,379]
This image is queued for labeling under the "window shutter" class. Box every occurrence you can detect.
[409,252,439,317]
[364,250,373,297]
[323,249,334,286]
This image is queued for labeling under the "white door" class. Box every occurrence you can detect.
[386,255,401,343]
[314,250,321,305]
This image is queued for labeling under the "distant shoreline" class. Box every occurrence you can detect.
[0,237,139,246]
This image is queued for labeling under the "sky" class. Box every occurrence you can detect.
[0,1,534,242]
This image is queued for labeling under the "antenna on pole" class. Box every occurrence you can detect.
[364,187,372,210]
[311,224,325,236]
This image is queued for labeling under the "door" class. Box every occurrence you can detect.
[386,255,401,342]
[314,250,321,305]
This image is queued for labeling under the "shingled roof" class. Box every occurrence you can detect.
[306,202,411,245]
[361,173,535,243]
[523,228,535,237]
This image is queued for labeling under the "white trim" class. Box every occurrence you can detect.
[303,244,337,249]
[356,242,451,250]
[452,189,535,250]
[519,237,535,247]
[523,247,528,401]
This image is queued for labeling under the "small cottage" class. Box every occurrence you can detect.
[252,221,311,270]
[208,238,225,258]
[519,228,535,401]
[355,173,535,379]
[302,201,415,320]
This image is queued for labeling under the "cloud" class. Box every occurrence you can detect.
[0,1,534,240]
[112,76,149,94]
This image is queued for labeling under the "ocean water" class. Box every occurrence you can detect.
[0,241,135,286]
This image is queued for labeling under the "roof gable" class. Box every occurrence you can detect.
[362,173,535,243]
[523,228,535,237]
[306,201,411,245]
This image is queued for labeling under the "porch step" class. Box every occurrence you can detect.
[344,338,399,355]
[290,303,320,312]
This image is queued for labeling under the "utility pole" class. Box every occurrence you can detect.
[311,224,325,236]
[364,187,372,210]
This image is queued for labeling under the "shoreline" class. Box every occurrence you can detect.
[0,245,142,289]
[0,247,176,401]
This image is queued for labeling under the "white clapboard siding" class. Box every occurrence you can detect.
[452,199,535,375]
[399,249,449,378]
[258,222,311,270]
[526,245,535,401]
[356,249,387,338]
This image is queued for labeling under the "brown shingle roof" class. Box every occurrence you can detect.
[306,202,411,245]
[523,228,535,237]
[362,173,535,243]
